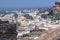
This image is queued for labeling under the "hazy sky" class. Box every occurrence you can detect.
[0,0,59,8]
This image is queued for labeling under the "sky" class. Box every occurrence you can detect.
[0,0,60,8]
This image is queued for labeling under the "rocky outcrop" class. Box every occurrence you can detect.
[0,20,17,40]
[38,27,60,40]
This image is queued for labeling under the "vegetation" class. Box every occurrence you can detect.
[41,13,60,20]
[22,34,30,37]
[53,14,60,20]
[41,14,48,19]
[24,14,33,20]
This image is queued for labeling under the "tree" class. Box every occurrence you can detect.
[24,14,33,20]
[53,13,60,20]
[41,14,48,19]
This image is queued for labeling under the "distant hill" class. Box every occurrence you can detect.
[38,7,52,13]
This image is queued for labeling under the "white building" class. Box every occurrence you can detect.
[0,13,15,22]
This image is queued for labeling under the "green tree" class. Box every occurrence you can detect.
[53,13,60,20]
[41,14,48,19]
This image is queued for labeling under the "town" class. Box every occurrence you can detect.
[0,1,60,40]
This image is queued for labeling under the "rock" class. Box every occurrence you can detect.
[0,20,17,40]
[38,27,60,40]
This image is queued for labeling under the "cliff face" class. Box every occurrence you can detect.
[52,2,60,14]
[0,20,17,40]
